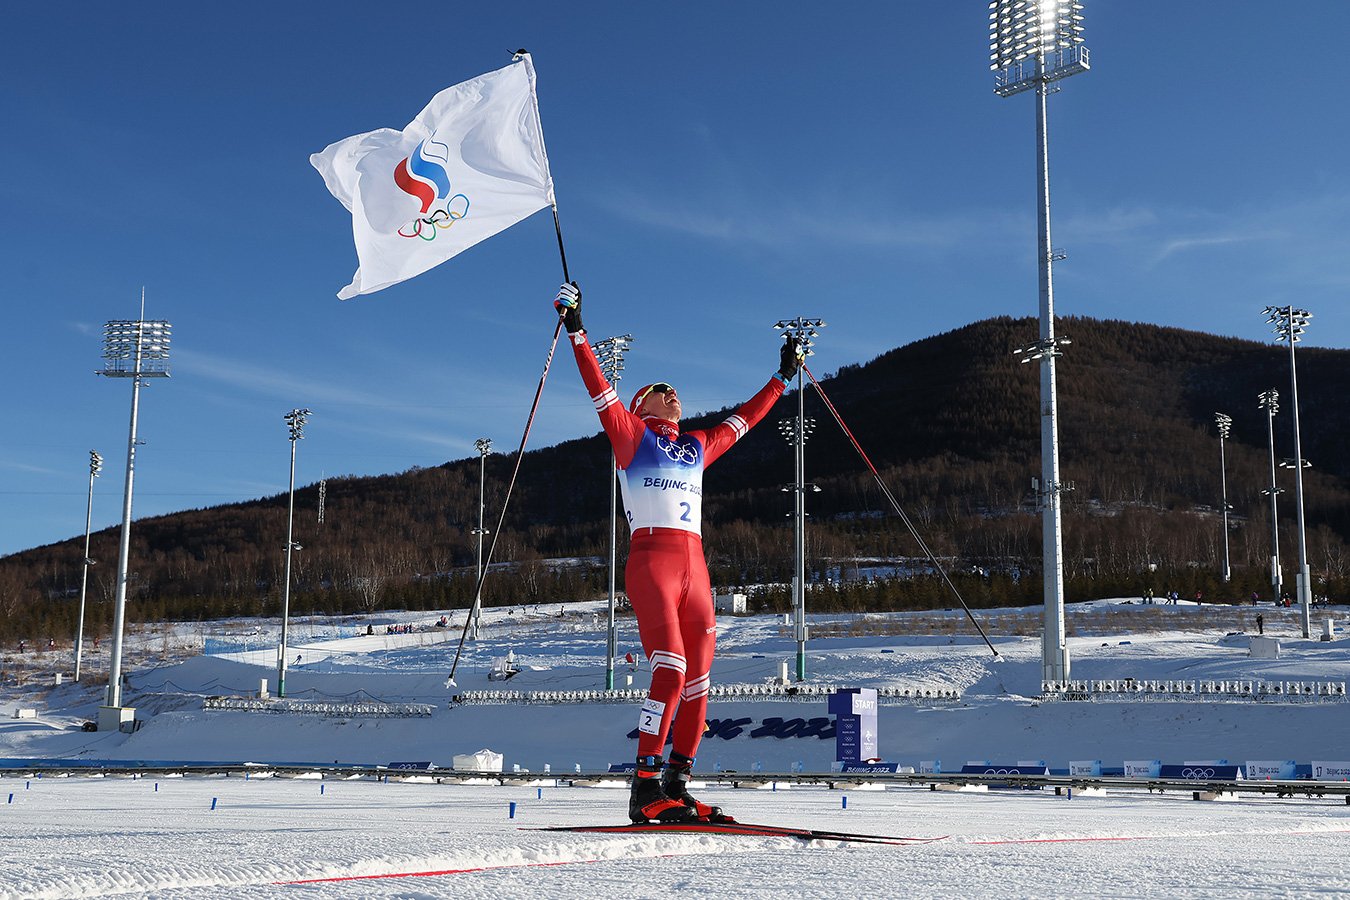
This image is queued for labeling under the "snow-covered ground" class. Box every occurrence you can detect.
[2,597,1349,897]
[3,774,1348,898]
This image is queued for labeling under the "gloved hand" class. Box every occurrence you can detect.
[554,282,584,334]
[778,335,805,380]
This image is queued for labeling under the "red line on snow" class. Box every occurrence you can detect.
[276,853,685,885]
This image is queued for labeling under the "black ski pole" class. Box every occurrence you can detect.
[447,205,573,687]
[802,363,1000,659]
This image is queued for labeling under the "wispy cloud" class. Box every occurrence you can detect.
[0,459,63,477]
[172,348,395,410]
[592,184,1025,252]
[1058,193,1347,273]
[1150,232,1273,266]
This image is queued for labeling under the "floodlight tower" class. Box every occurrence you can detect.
[772,317,825,681]
[469,437,493,641]
[74,449,103,682]
[277,407,310,699]
[1214,413,1233,583]
[1264,306,1313,637]
[1257,389,1283,603]
[96,295,171,730]
[989,0,1087,684]
[593,334,634,689]
[778,415,819,682]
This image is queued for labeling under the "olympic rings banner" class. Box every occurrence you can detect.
[311,53,555,300]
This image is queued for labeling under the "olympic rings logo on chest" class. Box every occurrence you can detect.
[656,436,699,466]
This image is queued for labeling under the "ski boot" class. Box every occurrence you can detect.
[662,752,731,822]
[629,756,697,823]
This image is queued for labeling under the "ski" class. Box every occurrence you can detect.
[529,821,947,846]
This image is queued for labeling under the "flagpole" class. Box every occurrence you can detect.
[552,205,570,284]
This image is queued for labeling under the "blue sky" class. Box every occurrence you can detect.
[3,1,1348,557]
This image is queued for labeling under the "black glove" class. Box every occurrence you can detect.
[778,335,805,380]
[554,282,584,334]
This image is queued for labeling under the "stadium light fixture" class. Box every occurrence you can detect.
[988,0,1090,684]
[1214,413,1233,583]
[772,318,825,682]
[96,291,171,729]
[277,407,310,699]
[1263,306,1313,637]
[74,449,103,682]
[593,334,634,689]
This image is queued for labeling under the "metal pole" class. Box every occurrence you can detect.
[607,451,618,690]
[474,450,485,638]
[1219,434,1231,583]
[471,438,491,641]
[1215,415,1232,584]
[592,336,632,688]
[106,344,144,709]
[74,451,100,682]
[1286,323,1312,637]
[1034,51,1069,683]
[278,435,298,699]
[1260,392,1283,603]
[794,370,808,682]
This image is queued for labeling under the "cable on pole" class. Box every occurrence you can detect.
[801,363,1000,659]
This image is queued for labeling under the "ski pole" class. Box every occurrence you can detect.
[801,363,1000,659]
[448,203,573,686]
[447,317,564,686]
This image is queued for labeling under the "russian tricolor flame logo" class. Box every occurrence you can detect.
[393,139,453,214]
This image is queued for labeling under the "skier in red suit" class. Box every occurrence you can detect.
[555,282,802,822]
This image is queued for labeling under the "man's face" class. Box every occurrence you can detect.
[639,383,681,422]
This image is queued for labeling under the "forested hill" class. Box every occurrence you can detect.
[4,316,1349,637]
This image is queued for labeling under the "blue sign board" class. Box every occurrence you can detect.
[827,688,878,765]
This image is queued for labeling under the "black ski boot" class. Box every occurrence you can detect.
[629,756,697,823]
[662,752,730,822]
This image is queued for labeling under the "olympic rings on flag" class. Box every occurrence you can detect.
[397,194,471,240]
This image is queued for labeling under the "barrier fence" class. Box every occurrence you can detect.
[201,697,434,718]
[1041,679,1346,702]
[451,682,962,706]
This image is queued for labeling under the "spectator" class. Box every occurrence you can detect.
[1256,614,1264,635]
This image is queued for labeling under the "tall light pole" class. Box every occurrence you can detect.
[1258,389,1283,604]
[593,334,634,689]
[1264,306,1313,638]
[1213,413,1233,584]
[74,449,103,682]
[772,317,825,681]
[277,407,310,699]
[469,437,493,641]
[96,294,171,729]
[989,0,1088,683]
[777,414,819,682]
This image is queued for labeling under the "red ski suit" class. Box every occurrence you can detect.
[570,332,785,761]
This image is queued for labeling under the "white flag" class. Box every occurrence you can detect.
[311,53,555,300]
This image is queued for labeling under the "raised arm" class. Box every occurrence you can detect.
[556,283,646,468]
[692,336,804,467]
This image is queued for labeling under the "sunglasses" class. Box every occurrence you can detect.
[632,383,676,410]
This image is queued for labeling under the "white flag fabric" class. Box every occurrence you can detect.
[311,54,555,300]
